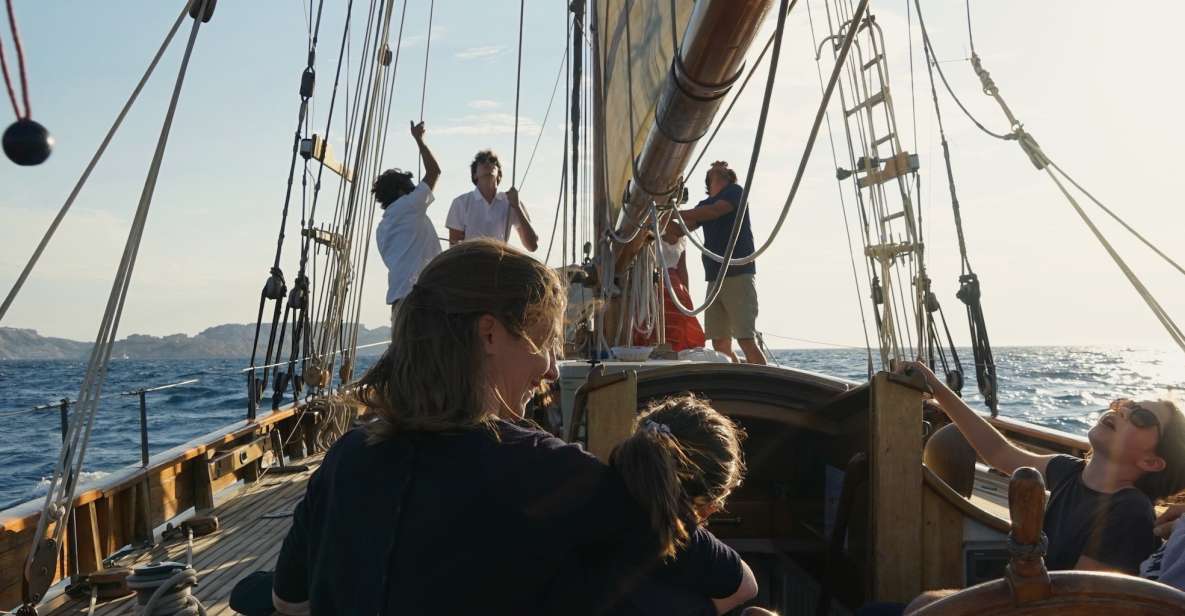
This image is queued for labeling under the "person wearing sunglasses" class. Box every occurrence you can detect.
[902,361,1185,574]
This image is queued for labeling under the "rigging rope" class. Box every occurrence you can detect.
[912,0,1010,141]
[0,0,31,118]
[927,0,1185,357]
[805,0,875,377]
[0,6,189,324]
[1045,161,1185,353]
[916,8,995,409]
[24,2,209,607]
[417,0,433,177]
[249,0,328,405]
[518,44,569,193]
[684,0,797,183]
[670,0,868,270]
[504,0,527,243]
[378,0,410,163]
[647,0,795,318]
[283,0,358,406]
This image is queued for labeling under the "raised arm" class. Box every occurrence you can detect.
[410,121,440,191]
[507,187,539,252]
[904,361,1054,477]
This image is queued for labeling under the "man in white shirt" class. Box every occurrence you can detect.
[444,149,539,251]
[374,121,441,328]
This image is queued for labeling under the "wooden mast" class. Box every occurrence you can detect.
[612,0,774,272]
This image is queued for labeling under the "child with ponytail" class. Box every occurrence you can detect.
[610,393,762,615]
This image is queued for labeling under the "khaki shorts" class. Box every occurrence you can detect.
[703,273,758,340]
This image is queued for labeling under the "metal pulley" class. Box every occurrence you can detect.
[870,276,884,305]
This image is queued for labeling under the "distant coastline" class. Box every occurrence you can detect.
[0,324,391,360]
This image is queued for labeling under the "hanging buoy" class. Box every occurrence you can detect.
[2,117,53,166]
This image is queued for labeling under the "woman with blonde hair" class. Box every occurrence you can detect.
[272,240,663,614]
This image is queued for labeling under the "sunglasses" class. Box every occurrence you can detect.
[1110,398,1162,439]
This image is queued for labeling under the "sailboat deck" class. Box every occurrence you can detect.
[39,455,321,616]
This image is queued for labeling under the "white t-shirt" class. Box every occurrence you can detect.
[659,236,685,269]
[445,188,522,242]
[375,181,441,304]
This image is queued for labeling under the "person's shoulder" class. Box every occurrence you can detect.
[496,420,591,453]
[448,190,472,209]
[720,183,744,201]
[1044,454,1085,487]
[495,420,604,470]
[1109,487,1155,521]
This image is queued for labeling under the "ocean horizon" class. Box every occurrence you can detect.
[0,345,1181,510]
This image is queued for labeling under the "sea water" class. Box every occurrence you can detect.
[0,347,1180,509]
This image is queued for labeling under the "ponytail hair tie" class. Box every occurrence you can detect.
[643,419,671,435]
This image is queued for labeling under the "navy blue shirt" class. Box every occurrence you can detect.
[1043,454,1156,573]
[622,526,744,615]
[273,422,665,615]
[696,183,756,280]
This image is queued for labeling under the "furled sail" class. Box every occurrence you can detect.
[595,0,693,232]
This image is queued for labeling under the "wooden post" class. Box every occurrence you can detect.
[74,502,104,574]
[1005,467,1051,604]
[868,372,924,603]
[583,369,639,463]
[193,450,216,512]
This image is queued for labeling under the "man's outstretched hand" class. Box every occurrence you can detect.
[410,120,426,141]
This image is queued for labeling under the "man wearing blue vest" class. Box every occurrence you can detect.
[674,161,765,365]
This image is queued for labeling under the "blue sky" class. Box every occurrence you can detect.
[1,1,1183,358]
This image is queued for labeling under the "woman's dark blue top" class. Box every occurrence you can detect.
[273,421,661,615]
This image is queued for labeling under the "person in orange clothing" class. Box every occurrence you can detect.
[633,227,707,352]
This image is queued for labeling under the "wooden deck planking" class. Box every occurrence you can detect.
[41,455,320,616]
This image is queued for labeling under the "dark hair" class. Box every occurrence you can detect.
[372,168,416,208]
[470,149,503,186]
[358,239,565,439]
[704,161,737,194]
[609,394,746,558]
[1135,400,1185,502]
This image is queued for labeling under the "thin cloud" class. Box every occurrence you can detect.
[435,112,540,136]
[468,99,500,110]
[455,45,506,61]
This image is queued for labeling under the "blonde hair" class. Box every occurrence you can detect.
[609,394,746,558]
[358,239,565,440]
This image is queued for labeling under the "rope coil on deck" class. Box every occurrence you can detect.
[127,564,206,616]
